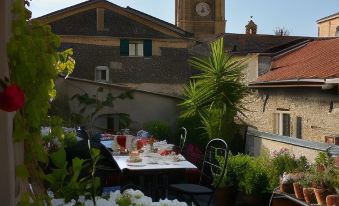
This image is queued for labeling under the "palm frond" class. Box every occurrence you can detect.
[179,37,249,139]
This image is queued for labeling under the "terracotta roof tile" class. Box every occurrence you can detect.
[256,38,339,82]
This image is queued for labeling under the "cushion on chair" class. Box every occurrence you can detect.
[169,184,213,195]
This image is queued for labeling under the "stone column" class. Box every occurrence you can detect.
[0,0,23,205]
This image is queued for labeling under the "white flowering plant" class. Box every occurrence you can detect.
[51,189,188,206]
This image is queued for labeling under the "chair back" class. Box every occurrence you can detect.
[199,138,228,191]
[179,127,187,152]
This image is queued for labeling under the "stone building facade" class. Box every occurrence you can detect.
[244,88,339,142]
[246,38,339,143]
[35,0,198,130]
[317,12,339,37]
[36,1,196,89]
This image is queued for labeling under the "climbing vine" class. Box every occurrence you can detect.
[6,0,75,204]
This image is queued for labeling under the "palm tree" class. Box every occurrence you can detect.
[180,37,248,139]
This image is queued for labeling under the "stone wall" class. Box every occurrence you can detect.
[318,16,339,37]
[243,88,339,143]
[245,128,339,163]
[55,78,181,131]
[60,43,192,84]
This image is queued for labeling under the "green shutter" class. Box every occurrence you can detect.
[143,40,152,57]
[120,39,129,56]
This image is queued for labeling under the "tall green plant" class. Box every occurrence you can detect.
[7,0,75,204]
[180,38,248,140]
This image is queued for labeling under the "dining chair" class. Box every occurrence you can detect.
[66,128,122,190]
[169,138,229,206]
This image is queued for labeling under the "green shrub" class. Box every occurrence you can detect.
[299,172,314,188]
[176,115,246,153]
[268,149,299,189]
[238,157,270,195]
[144,121,172,140]
[214,153,274,194]
[313,153,337,190]
[215,153,253,188]
[175,115,209,149]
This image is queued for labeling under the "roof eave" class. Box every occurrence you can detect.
[250,78,339,87]
[249,78,327,88]
[316,13,339,23]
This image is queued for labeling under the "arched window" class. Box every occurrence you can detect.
[336,26,339,37]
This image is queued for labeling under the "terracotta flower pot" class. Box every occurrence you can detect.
[280,182,294,193]
[293,182,304,199]
[314,188,329,206]
[214,186,238,206]
[242,193,262,206]
[239,191,271,206]
[326,194,339,206]
[303,187,317,204]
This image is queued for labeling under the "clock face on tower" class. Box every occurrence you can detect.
[195,2,211,17]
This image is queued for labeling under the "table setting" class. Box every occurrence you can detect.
[113,143,195,171]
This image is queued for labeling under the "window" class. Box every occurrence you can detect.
[120,39,152,57]
[336,26,339,37]
[129,41,144,56]
[95,66,109,82]
[273,110,290,136]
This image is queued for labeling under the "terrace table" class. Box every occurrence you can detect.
[113,155,197,171]
[112,154,197,200]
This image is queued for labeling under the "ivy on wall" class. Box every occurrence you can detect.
[6,0,75,204]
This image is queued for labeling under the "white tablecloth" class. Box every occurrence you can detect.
[113,155,197,171]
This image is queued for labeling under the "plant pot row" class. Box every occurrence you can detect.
[215,186,270,206]
[280,182,339,206]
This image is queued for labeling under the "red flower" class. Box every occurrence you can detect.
[0,84,25,112]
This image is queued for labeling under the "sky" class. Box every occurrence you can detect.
[30,0,338,37]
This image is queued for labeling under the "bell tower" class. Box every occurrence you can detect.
[175,0,226,39]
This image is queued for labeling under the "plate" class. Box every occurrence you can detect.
[127,163,146,167]
[147,160,158,164]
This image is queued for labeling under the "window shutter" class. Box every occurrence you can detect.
[295,117,302,139]
[120,39,129,56]
[143,39,152,57]
[282,114,290,136]
[273,113,278,134]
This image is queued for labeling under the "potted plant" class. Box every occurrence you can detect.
[326,166,339,206]
[238,157,270,206]
[313,172,330,205]
[293,156,309,199]
[293,176,305,199]
[213,153,250,206]
[313,153,336,206]
[300,172,317,204]
[270,148,299,193]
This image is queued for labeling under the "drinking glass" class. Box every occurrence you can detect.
[117,135,126,150]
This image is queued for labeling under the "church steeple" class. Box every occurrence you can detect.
[175,0,226,39]
[246,16,257,35]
